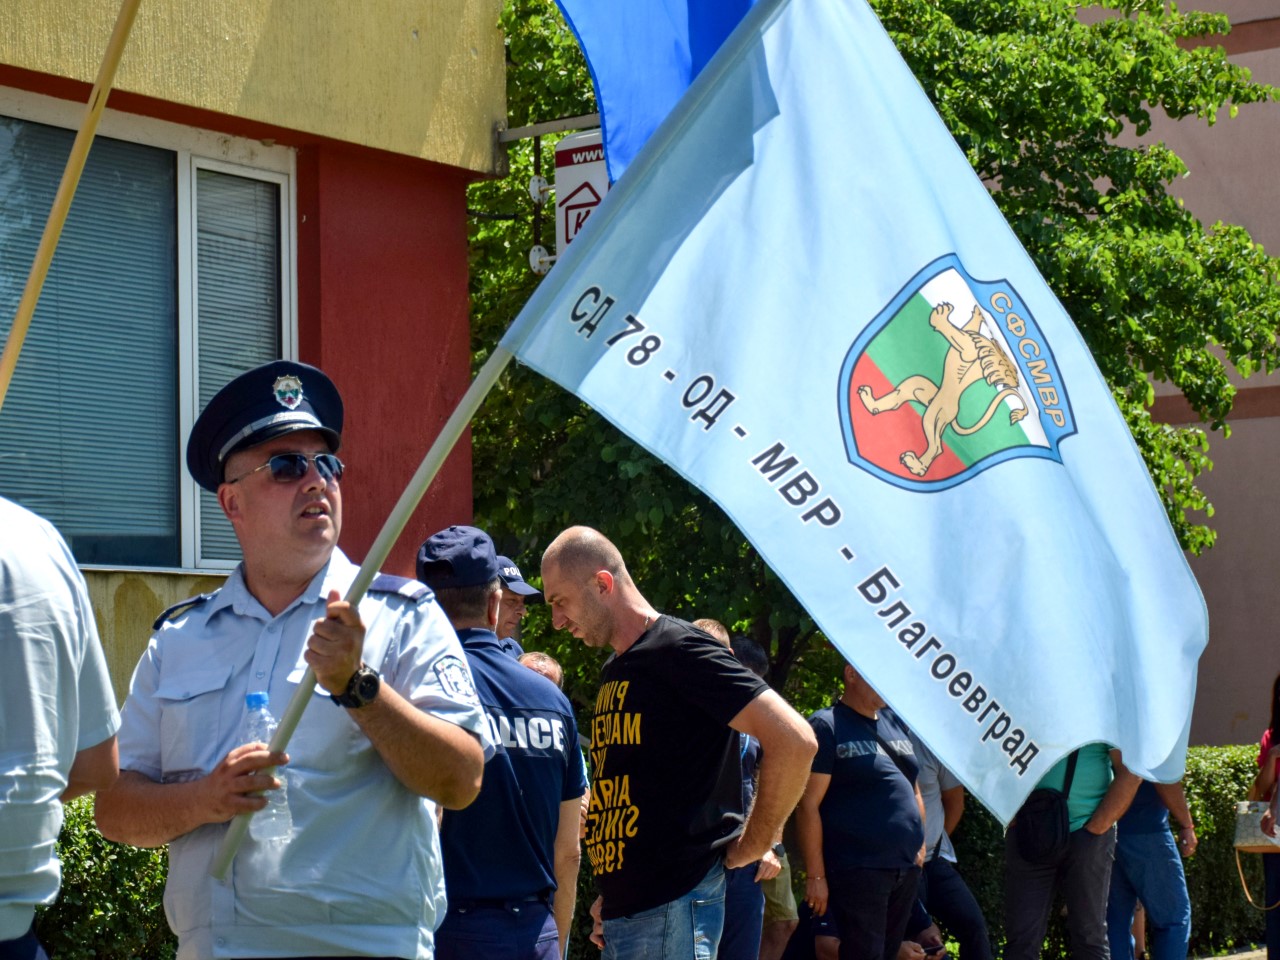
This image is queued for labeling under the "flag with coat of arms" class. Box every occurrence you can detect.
[502,0,1206,820]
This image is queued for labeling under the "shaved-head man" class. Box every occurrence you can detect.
[541,526,816,960]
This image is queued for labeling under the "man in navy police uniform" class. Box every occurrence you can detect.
[418,525,587,960]
[96,360,490,960]
[495,555,542,658]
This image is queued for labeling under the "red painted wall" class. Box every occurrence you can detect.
[296,144,476,577]
[0,65,478,577]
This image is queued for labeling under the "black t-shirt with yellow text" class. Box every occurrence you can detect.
[586,616,769,919]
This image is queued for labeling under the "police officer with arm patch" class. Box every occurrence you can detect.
[94,360,490,960]
[418,526,587,960]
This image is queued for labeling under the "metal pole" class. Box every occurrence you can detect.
[0,0,144,412]
[211,345,517,880]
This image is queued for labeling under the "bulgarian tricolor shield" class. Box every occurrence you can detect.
[839,255,1077,492]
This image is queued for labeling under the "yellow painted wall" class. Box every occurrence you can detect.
[85,569,228,705]
[0,0,506,174]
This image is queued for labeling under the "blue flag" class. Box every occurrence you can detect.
[504,0,1206,819]
[554,0,757,182]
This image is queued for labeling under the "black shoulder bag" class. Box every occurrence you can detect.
[1011,750,1078,865]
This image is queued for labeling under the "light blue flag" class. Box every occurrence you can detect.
[504,0,1206,820]
[554,0,757,182]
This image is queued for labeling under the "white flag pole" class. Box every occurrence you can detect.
[211,345,516,879]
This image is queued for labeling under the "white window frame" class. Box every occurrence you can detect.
[0,87,297,573]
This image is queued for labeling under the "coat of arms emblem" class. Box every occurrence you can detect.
[273,375,304,410]
[838,255,1076,491]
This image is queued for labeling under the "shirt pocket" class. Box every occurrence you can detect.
[155,663,235,777]
[283,664,363,772]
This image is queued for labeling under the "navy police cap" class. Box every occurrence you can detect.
[496,555,542,602]
[416,525,501,590]
[186,360,343,493]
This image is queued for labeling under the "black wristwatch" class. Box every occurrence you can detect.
[772,843,787,858]
[331,665,381,709]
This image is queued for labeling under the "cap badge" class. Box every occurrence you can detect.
[273,375,304,410]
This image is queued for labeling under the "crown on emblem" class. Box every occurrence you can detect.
[273,375,304,410]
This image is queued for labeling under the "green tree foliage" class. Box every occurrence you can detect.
[469,0,1279,706]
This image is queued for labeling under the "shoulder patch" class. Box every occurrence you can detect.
[369,573,434,604]
[152,592,216,631]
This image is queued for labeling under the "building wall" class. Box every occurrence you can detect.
[84,570,228,704]
[1141,2,1280,746]
[297,141,476,579]
[2,4,496,697]
[0,0,505,174]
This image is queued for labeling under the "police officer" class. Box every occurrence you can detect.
[95,360,490,960]
[495,555,542,657]
[418,526,587,960]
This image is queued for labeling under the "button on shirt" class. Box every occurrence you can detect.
[0,498,121,940]
[116,550,491,960]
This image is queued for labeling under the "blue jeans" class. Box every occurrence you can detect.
[1266,853,1280,960]
[722,864,766,960]
[1106,829,1190,960]
[436,899,559,960]
[602,862,726,960]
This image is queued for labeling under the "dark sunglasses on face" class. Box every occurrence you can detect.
[226,452,345,485]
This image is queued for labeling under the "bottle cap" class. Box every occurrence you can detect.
[246,691,269,710]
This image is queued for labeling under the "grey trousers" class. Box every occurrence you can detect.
[1003,825,1117,960]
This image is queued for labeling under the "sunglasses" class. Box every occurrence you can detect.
[226,452,345,485]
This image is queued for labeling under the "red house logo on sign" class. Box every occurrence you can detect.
[555,129,609,253]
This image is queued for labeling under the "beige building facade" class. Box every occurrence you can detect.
[1145,1,1280,745]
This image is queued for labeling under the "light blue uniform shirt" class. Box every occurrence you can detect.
[116,549,490,960]
[0,497,121,940]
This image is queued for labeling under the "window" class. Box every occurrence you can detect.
[0,91,294,569]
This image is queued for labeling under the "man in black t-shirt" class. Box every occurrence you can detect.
[540,526,817,960]
[796,662,926,960]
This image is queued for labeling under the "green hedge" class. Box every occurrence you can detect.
[35,797,175,960]
[37,745,1271,958]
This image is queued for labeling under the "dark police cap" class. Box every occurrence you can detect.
[416,525,501,590]
[186,360,343,493]
[496,555,543,602]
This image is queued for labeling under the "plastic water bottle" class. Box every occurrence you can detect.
[241,691,293,842]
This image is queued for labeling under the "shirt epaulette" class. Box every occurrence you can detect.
[152,592,216,631]
[368,574,434,604]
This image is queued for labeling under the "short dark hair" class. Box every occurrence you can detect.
[434,577,501,624]
[730,635,769,680]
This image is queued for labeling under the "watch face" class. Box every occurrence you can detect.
[354,669,380,704]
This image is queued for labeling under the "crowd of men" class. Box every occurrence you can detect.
[2,360,1199,960]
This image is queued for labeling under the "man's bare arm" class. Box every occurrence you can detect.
[726,689,817,867]
[553,797,582,953]
[1153,780,1198,856]
[795,771,830,915]
[95,743,284,847]
[940,785,964,836]
[309,592,483,808]
[346,687,484,808]
[1084,749,1141,834]
[63,736,118,802]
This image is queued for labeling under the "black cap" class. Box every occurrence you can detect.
[496,555,542,602]
[186,360,343,493]
[416,525,501,590]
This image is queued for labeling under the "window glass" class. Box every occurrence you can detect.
[196,168,281,562]
[0,118,178,565]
